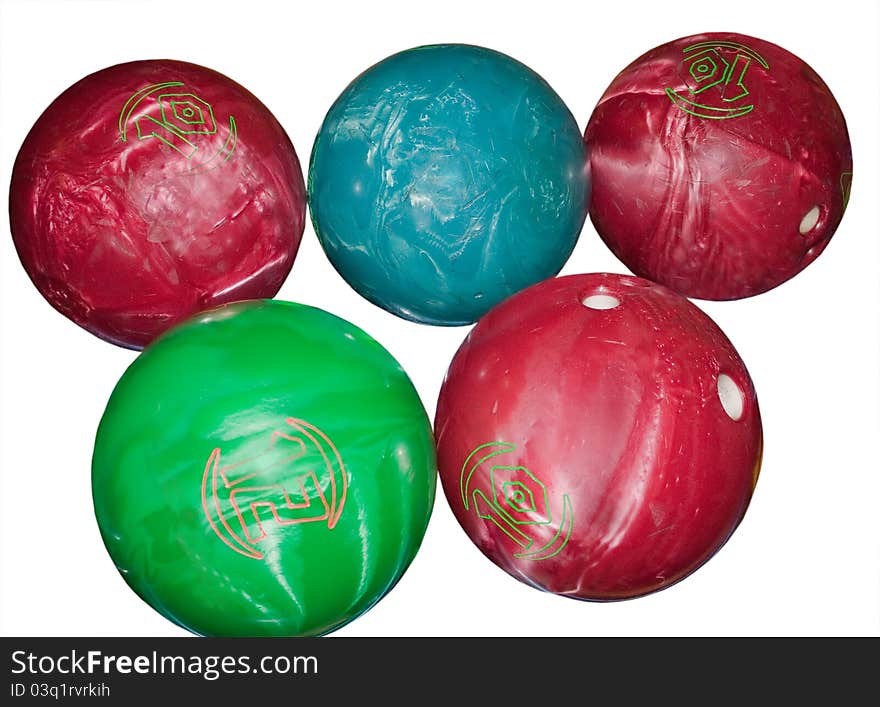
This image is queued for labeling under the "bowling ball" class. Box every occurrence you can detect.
[435,273,762,600]
[308,44,589,325]
[585,33,852,300]
[92,300,436,636]
[10,60,306,349]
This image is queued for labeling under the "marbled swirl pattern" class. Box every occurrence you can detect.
[586,33,852,300]
[92,300,436,636]
[436,274,762,600]
[10,60,306,349]
[309,44,589,325]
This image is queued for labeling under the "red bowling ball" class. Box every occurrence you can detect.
[585,33,852,300]
[435,273,762,600]
[10,60,306,348]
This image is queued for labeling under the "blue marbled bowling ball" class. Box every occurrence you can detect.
[308,44,589,325]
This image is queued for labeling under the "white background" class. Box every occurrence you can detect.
[1,0,878,637]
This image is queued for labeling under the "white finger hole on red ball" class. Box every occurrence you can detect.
[581,294,620,310]
[717,373,744,421]
[799,205,821,235]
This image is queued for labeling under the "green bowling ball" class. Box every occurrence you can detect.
[92,300,436,636]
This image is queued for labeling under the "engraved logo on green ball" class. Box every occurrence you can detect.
[201,417,348,561]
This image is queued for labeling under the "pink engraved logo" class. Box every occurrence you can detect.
[200,417,348,560]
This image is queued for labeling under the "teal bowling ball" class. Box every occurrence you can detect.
[308,44,590,326]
